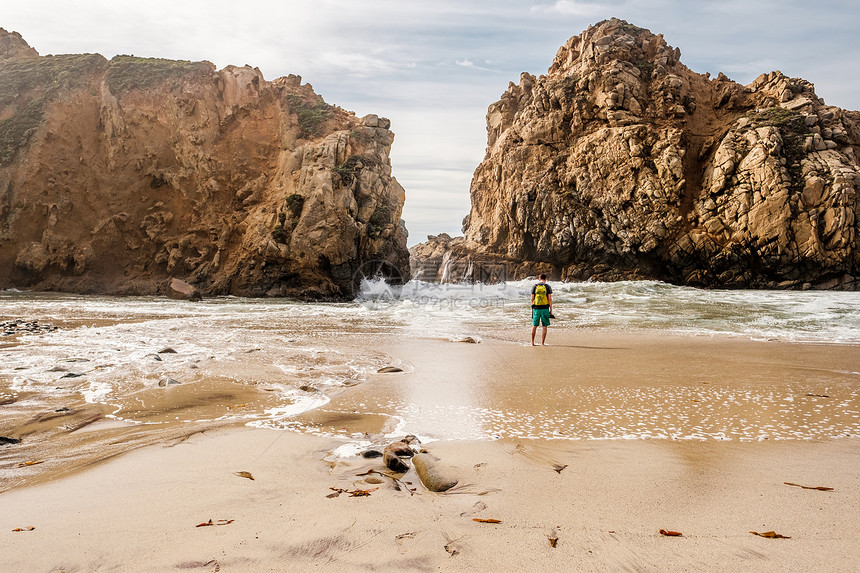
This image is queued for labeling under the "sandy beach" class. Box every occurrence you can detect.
[3,329,860,571]
[2,427,859,572]
[2,1,860,570]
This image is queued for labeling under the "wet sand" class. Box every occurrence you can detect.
[2,330,860,571]
[292,331,860,442]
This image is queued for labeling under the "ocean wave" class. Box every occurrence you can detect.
[356,277,860,343]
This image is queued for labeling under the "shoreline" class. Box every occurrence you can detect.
[287,329,860,443]
[3,329,859,493]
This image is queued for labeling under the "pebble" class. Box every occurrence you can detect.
[383,441,414,472]
[0,436,21,445]
[385,441,415,458]
[158,347,177,354]
[413,453,459,492]
[157,377,181,387]
[0,319,59,336]
[377,366,404,373]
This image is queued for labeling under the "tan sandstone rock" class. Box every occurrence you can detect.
[167,278,202,301]
[412,18,859,290]
[0,28,38,61]
[0,31,409,299]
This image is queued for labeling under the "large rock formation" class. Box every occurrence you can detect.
[413,19,859,290]
[0,29,408,299]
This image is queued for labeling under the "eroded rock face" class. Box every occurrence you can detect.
[417,19,858,290]
[0,31,408,299]
[0,28,38,61]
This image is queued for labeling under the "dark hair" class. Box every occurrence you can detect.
[539,273,547,280]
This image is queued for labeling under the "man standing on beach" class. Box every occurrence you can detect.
[530,273,553,346]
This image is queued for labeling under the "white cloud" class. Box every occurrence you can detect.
[533,0,610,16]
[455,58,498,72]
[316,51,397,78]
[718,59,782,77]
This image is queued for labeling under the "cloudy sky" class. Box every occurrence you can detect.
[6,1,859,244]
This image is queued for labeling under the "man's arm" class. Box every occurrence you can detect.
[548,293,553,312]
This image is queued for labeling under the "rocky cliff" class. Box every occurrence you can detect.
[0,29,408,299]
[413,19,859,290]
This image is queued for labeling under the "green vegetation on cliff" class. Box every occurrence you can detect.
[0,53,105,164]
[106,55,211,93]
[286,94,333,138]
[746,107,809,192]
[334,154,379,186]
[368,205,391,238]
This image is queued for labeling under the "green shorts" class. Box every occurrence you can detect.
[532,308,551,327]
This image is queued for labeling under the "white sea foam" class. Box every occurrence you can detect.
[356,278,860,343]
[253,394,331,422]
[1,283,859,442]
[81,381,114,403]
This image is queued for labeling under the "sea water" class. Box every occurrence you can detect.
[1,280,859,469]
[361,278,860,343]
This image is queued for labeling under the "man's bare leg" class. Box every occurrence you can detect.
[531,325,537,346]
[541,326,548,346]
